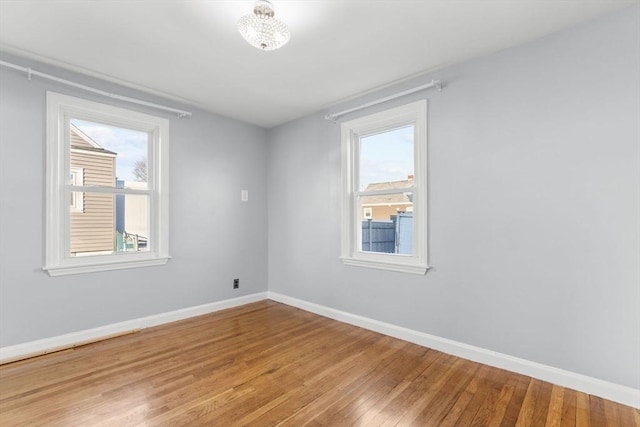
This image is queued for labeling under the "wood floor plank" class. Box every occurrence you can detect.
[483,373,519,427]
[633,406,640,426]
[469,367,519,427]
[450,364,505,426]
[437,364,490,426]
[385,354,463,426]
[576,391,592,427]
[559,387,578,427]
[590,395,609,426]
[297,342,428,426]
[544,384,565,427]
[1,300,638,426]
[368,351,451,426]
[277,339,408,426]
[517,378,543,426]
[345,348,440,425]
[410,358,481,425]
[499,374,531,427]
[532,380,555,425]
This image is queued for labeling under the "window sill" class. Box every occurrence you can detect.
[340,256,429,275]
[44,255,170,276]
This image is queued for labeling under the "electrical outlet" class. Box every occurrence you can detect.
[233,278,239,289]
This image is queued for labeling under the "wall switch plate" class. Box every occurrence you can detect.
[241,190,248,202]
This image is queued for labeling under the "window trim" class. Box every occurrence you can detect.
[340,100,429,275]
[45,91,170,276]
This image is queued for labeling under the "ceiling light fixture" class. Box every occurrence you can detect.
[238,0,290,51]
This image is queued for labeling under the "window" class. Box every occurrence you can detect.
[340,100,428,274]
[45,92,170,276]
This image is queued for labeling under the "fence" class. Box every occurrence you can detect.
[362,213,413,254]
[362,221,395,253]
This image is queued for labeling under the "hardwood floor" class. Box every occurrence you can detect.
[1,300,638,426]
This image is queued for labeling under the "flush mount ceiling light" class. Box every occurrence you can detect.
[238,0,290,51]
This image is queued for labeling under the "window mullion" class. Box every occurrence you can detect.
[355,187,415,198]
[68,185,151,195]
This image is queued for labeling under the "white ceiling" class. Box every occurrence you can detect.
[0,0,636,128]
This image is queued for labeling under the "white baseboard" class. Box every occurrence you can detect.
[2,290,637,409]
[268,291,640,409]
[0,292,268,365]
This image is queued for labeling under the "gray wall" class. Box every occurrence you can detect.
[267,5,640,389]
[0,54,269,347]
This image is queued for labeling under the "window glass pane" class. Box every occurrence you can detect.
[359,193,413,255]
[69,191,116,256]
[359,125,414,191]
[70,119,149,190]
[116,193,150,253]
[70,192,150,256]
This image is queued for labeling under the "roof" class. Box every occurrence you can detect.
[363,178,413,206]
[365,179,413,192]
[70,124,117,156]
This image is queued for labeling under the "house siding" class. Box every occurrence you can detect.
[70,131,93,149]
[363,204,412,221]
[70,135,116,254]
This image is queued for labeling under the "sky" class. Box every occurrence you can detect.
[359,125,414,191]
[71,119,412,188]
[72,119,148,183]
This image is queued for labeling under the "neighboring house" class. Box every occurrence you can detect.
[362,175,414,220]
[69,124,117,255]
[116,180,149,251]
[122,181,148,239]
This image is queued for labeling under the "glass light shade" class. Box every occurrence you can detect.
[238,1,290,51]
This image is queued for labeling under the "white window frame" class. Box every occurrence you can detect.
[45,92,170,276]
[340,100,429,274]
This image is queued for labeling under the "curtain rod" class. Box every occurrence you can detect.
[0,60,192,118]
[325,79,442,123]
